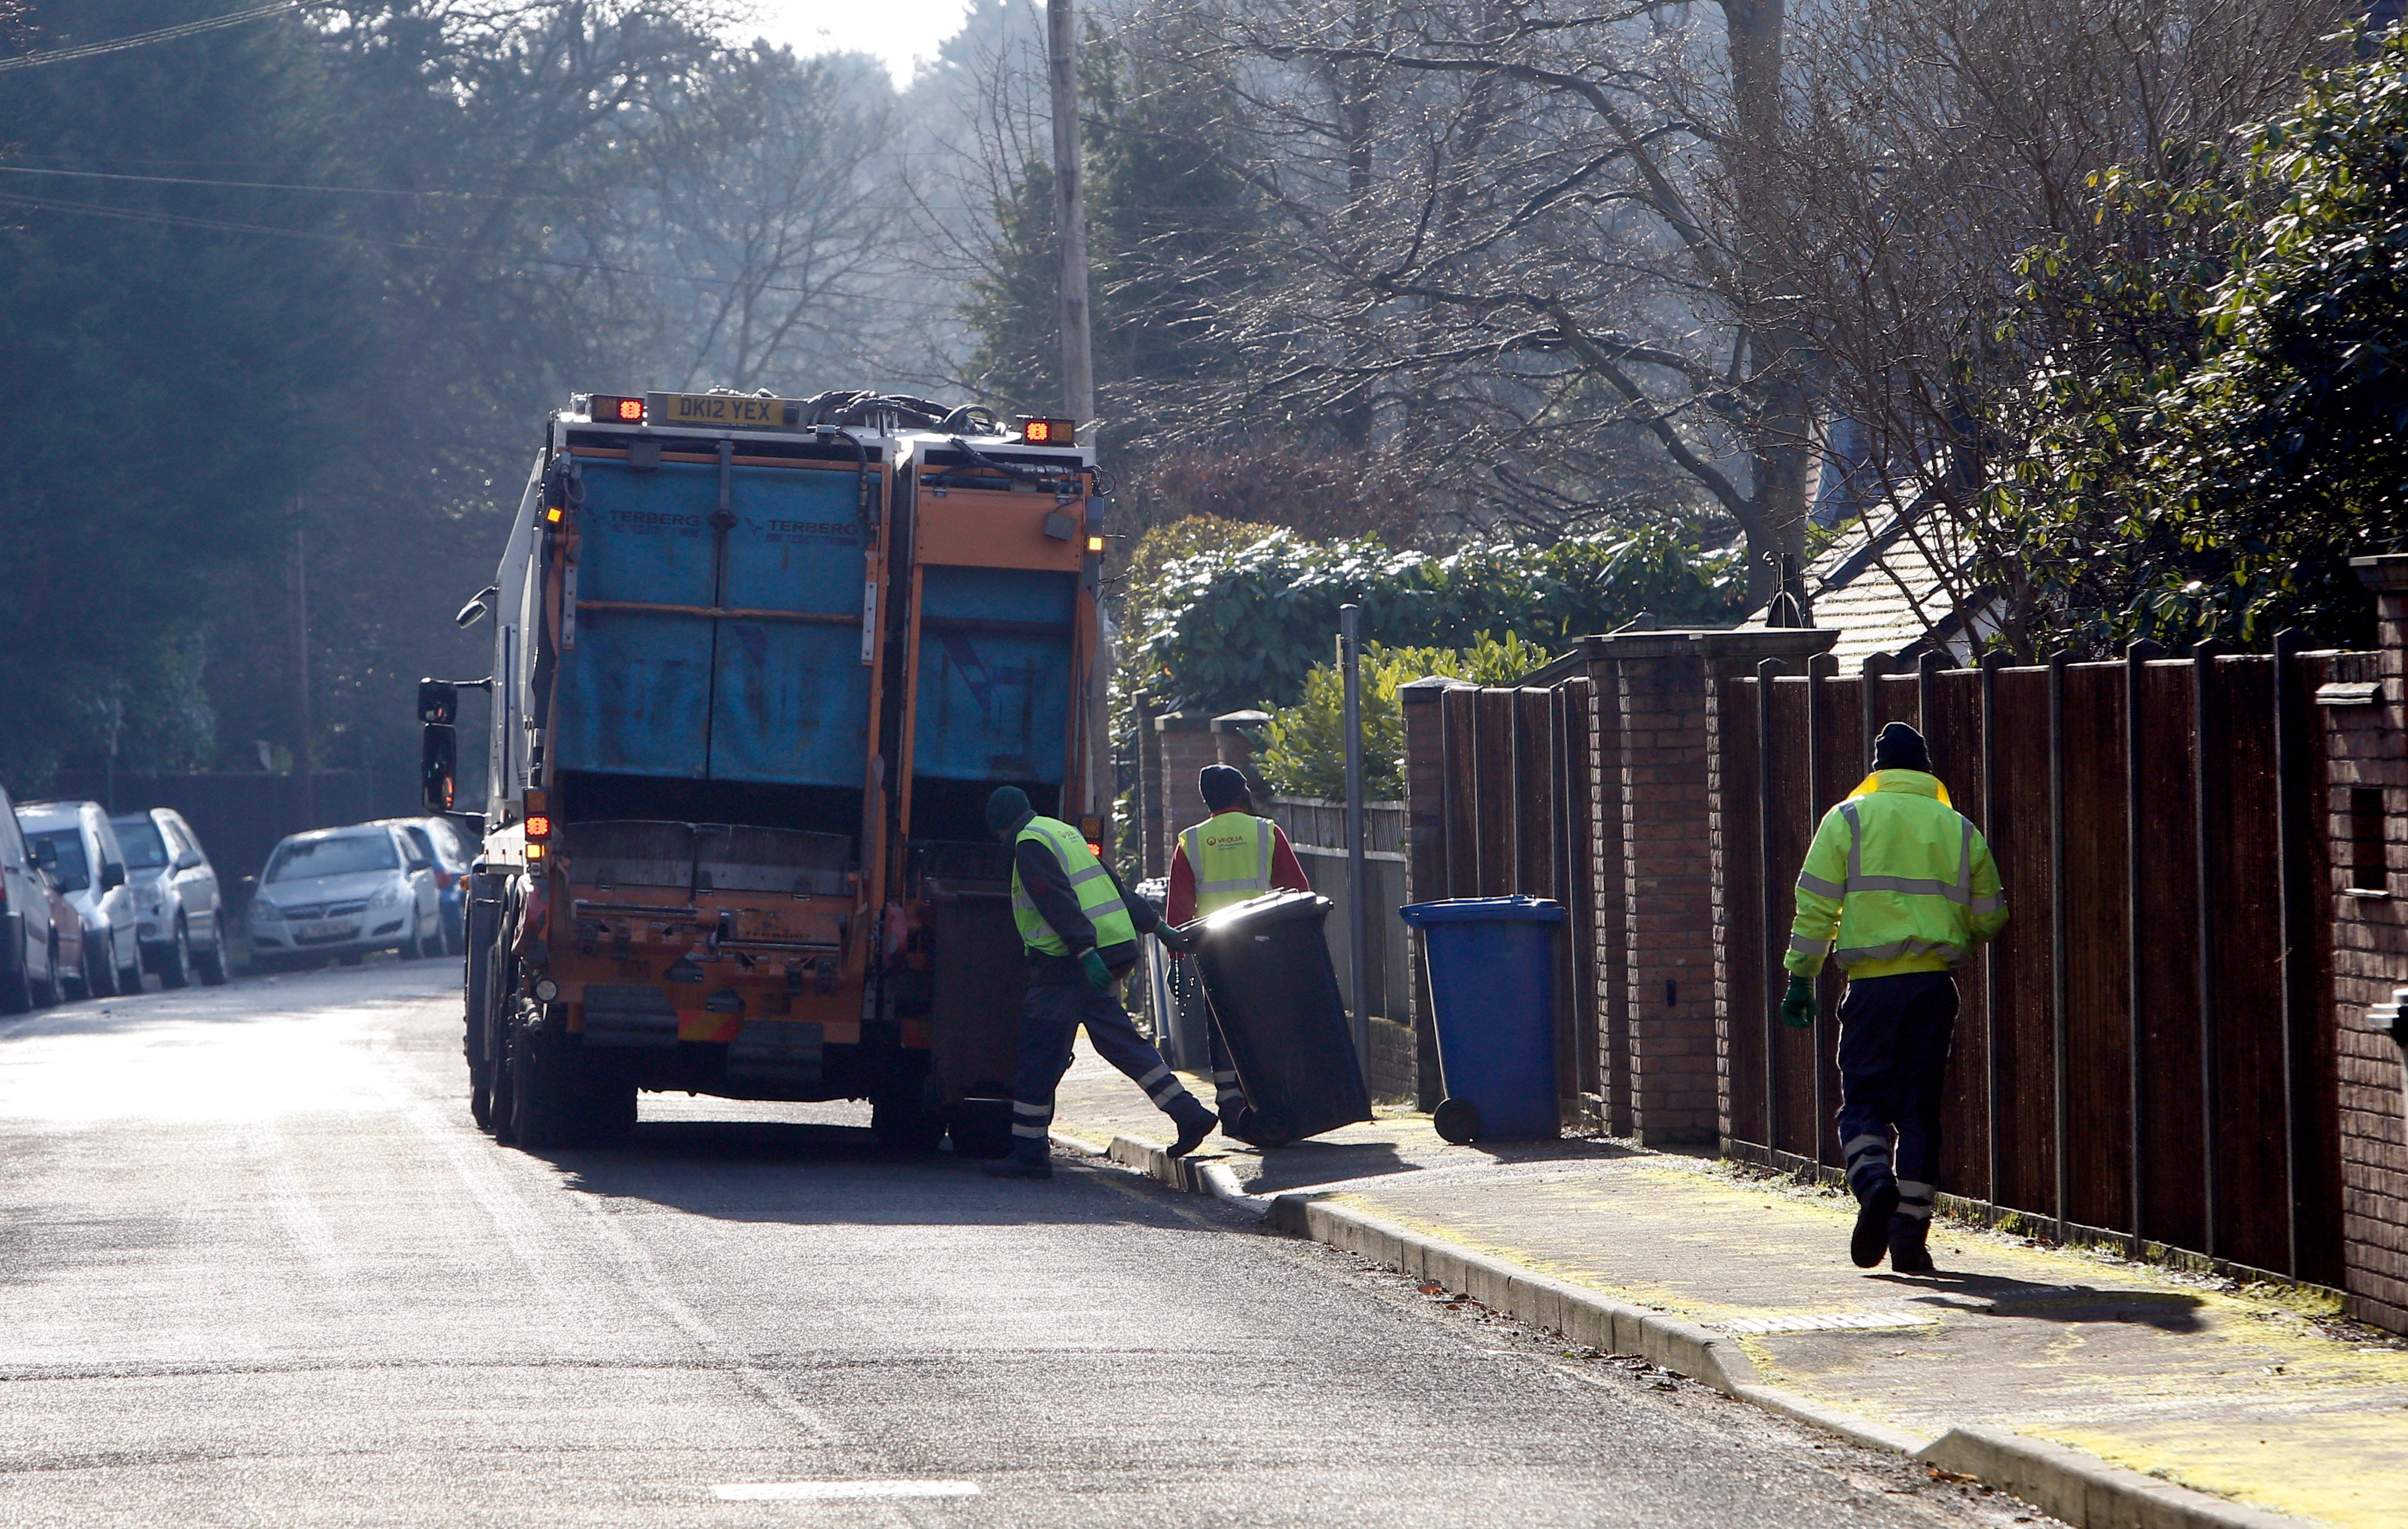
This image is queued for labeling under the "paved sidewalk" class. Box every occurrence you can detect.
[1051,1052,2408,1529]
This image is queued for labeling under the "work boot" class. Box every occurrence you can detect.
[1851,1178,1901,1268]
[1887,1215,1936,1274]
[1166,1097,1219,1159]
[981,1149,1052,1180]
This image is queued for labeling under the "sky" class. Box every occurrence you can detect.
[726,0,977,87]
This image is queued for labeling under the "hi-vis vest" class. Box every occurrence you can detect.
[1786,770,2008,981]
[1183,811,1275,918]
[1011,815,1137,956]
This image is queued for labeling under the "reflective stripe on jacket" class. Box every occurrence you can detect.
[1787,770,2008,981]
[1011,816,1137,956]
[1180,812,1274,918]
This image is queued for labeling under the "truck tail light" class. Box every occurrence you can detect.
[592,394,644,424]
[1018,417,1074,446]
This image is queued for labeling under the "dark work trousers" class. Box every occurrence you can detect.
[1834,971,1959,1222]
[1009,977,1199,1162]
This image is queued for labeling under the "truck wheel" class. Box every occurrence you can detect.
[585,1070,638,1147]
[511,1018,620,1151]
[86,936,117,999]
[157,922,192,991]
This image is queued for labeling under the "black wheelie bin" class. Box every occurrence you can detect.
[1187,890,1373,1145]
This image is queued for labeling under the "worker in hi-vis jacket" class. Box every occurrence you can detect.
[1783,722,2008,1273]
[981,786,1218,1180]
[1164,764,1311,1127]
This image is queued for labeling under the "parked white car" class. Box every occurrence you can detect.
[248,824,442,969]
[16,801,140,998]
[111,809,230,988]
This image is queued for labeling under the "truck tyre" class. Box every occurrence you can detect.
[86,935,117,999]
[157,922,192,991]
[194,920,229,986]
[511,1017,619,1151]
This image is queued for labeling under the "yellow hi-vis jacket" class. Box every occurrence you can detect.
[1786,770,2008,981]
[1183,811,1275,918]
[1011,815,1137,957]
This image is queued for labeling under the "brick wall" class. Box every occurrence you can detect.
[1366,1015,1419,1105]
[2328,556,2408,1332]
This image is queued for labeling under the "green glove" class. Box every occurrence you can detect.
[1078,948,1113,991]
[1781,974,1817,1029]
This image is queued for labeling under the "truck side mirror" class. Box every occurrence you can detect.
[100,861,126,892]
[417,679,459,725]
[454,587,497,629]
[422,724,458,814]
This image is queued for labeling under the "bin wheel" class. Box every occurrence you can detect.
[1433,1097,1482,1145]
[1226,1107,1294,1148]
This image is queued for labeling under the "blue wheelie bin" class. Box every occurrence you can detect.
[1397,897,1566,1142]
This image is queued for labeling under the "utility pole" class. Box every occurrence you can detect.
[293,508,315,828]
[1046,0,1095,426]
[1340,604,1369,1091]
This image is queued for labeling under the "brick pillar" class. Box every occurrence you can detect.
[1151,712,1218,872]
[2330,555,2408,1333]
[1212,710,1270,793]
[1580,627,1833,1147]
[1400,678,1461,1109]
[1134,695,1167,877]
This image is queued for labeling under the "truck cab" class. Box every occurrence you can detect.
[426,389,1106,1153]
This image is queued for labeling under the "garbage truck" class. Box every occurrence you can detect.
[416,389,1110,1153]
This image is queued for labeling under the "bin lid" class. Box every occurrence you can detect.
[1397,896,1567,926]
[1198,889,1331,932]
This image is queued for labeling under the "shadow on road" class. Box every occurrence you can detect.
[540,1120,1203,1229]
[1879,1267,2208,1331]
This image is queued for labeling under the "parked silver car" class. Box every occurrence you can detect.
[0,781,69,1012]
[16,801,141,998]
[248,824,442,969]
[111,809,229,988]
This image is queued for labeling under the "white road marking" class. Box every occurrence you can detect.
[712,1481,981,1502]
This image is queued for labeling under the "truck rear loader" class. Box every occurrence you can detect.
[416,389,1110,1153]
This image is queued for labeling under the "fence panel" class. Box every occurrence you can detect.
[2208,655,2293,1272]
[1765,672,1820,1159]
[1723,672,1769,1149]
[2061,662,2134,1233]
[2131,657,2208,1252]
[1986,665,2058,1219]
[1923,666,1992,1201]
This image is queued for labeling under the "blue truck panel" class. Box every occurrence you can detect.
[710,620,869,785]
[557,611,715,777]
[722,466,865,614]
[558,456,874,785]
[577,461,719,606]
[913,567,1075,784]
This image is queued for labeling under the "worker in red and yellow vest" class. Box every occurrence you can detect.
[1166,765,1311,1126]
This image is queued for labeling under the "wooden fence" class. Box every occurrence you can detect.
[1262,795,1411,1027]
[1720,645,2346,1284]
[1410,681,1607,1116]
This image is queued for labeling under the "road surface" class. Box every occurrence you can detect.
[0,962,2054,1527]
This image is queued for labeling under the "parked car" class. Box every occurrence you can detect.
[370,816,474,956]
[0,781,68,1013]
[111,808,230,988]
[16,801,140,998]
[248,823,442,969]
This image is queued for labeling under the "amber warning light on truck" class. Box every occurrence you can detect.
[1018,417,1074,446]
[590,394,645,423]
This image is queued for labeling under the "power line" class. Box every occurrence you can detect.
[0,163,591,203]
[0,189,953,315]
[0,1,319,74]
